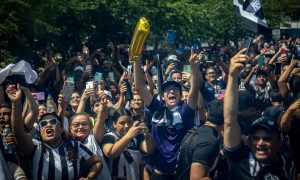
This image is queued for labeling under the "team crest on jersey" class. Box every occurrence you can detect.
[264,173,279,180]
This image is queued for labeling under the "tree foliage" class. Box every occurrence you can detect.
[0,0,299,65]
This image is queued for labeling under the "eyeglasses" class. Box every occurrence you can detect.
[71,121,90,128]
[39,118,58,128]
[164,86,180,92]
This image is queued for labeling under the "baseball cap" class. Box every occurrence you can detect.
[162,80,182,93]
[167,55,179,62]
[256,70,268,77]
[249,116,280,134]
[74,66,84,72]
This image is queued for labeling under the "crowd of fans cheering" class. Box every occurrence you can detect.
[0,35,300,180]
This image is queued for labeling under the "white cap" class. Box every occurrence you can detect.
[167,55,179,62]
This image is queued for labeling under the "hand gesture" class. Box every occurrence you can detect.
[6,84,22,102]
[165,63,176,75]
[98,91,108,113]
[143,60,150,73]
[82,87,95,100]
[119,82,127,95]
[189,47,203,67]
[290,56,299,67]
[58,90,67,110]
[126,121,142,139]
[182,72,191,82]
[229,48,249,76]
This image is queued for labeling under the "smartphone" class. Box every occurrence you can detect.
[183,65,191,74]
[108,72,114,81]
[63,81,75,103]
[86,81,94,89]
[32,92,45,101]
[95,72,102,83]
[241,38,252,55]
[275,62,282,75]
[258,55,264,68]
[67,77,75,83]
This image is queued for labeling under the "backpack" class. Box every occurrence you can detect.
[176,126,202,179]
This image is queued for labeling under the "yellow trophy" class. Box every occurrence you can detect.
[129,17,150,61]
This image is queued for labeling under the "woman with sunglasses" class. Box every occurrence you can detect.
[69,91,112,180]
[8,84,102,180]
[102,108,156,180]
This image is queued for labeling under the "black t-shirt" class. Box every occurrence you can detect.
[176,125,221,180]
[225,143,296,180]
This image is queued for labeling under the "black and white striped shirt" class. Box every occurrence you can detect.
[31,139,93,180]
[102,132,143,180]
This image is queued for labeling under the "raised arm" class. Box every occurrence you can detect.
[76,88,94,113]
[187,49,202,109]
[268,48,281,65]
[93,92,108,143]
[277,57,298,97]
[224,49,249,149]
[8,84,34,157]
[144,61,155,95]
[102,121,142,159]
[57,90,67,121]
[113,82,126,110]
[134,58,153,106]
[279,98,300,133]
[22,87,39,129]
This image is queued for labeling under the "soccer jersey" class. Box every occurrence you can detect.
[31,139,93,180]
[147,97,195,174]
[225,143,296,180]
[82,134,112,180]
[102,132,143,180]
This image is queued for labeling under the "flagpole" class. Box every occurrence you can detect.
[156,54,163,100]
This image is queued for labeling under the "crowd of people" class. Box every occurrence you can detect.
[0,35,299,180]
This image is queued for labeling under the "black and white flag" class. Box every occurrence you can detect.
[233,0,271,35]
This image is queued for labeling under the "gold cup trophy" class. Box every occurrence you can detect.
[129,17,150,61]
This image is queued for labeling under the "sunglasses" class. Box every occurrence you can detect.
[39,118,59,128]
[164,86,180,92]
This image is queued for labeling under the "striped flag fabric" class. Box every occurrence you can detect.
[233,0,271,35]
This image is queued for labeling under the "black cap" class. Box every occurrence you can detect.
[256,70,268,77]
[162,80,182,93]
[249,116,280,134]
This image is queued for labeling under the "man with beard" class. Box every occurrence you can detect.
[223,48,296,180]
[134,49,202,179]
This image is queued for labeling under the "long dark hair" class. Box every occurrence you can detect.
[111,109,132,123]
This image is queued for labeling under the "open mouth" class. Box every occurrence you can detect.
[256,148,268,155]
[168,95,177,101]
[46,129,55,137]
